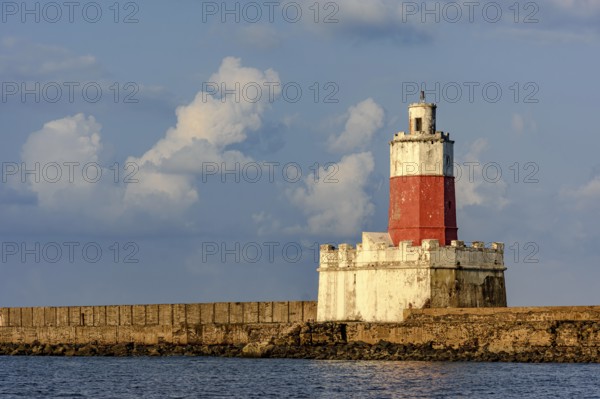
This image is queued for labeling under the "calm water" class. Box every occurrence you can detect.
[0,357,599,398]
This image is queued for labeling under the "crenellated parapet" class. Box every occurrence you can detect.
[392,130,451,142]
[319,234,505,272]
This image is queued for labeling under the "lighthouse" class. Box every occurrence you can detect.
[388,94,458,246]
[316,98,507,323]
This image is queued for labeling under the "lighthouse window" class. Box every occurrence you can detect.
[415,118,422,131]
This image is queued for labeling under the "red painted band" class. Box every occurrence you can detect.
[388,175,458,246]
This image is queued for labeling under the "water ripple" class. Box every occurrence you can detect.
[0,357,600,398]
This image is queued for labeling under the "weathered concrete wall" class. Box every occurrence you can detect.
[317,236,506,322]
[2,306,600,362]
[407,102,436,135]
[318,267,431,322]
[347,306,599,345]
[0,301,317,345]
[430,269,507,308]
[390,132,453,177]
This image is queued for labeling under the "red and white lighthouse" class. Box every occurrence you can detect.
[388,94,458,246]
[317,97,506,322]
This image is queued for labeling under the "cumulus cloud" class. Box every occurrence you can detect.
[21,113,102,166]
[6,113,134,230]
[286,152,375,236]
[125,57,280,208]
[18,114,103,208]
[13,57,281,225]
[134,57,279,167]
[12,58,383,239]
[284,98,384,236]
[455,138,510,209]
[327,98,385,153]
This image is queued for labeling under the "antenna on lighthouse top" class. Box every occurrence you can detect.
[420,91,425,102]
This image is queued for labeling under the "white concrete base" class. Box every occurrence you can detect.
[316,233,506,322]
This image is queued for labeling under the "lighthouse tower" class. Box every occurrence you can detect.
[389,94,458,246]
[316,97,507,323]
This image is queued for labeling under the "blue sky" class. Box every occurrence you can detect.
[1,0,599,307]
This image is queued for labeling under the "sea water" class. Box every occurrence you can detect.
[1,357,599,398]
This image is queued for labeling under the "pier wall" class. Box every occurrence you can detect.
[2,304,600,362]
[0,301,317,345]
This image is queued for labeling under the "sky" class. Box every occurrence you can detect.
[0,0,599,308]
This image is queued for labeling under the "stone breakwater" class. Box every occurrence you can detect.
[2,304,600,362]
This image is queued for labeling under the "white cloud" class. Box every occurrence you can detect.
[21,113,102,166]
[548,0,600,16]
[283,98,384,236]
[0,37,102,80]
[333,0,392,23]
[327,98,385,153]
[297,0,600,45]
[455,138,510,209]
[125,57,280,209]
[512,113,539,134]
[561,176,600,210]
[9,113,136,229]
[511,113,538,135]
[512,114,524,133]
[132,57,279,167]
[19,114,103,208]
[500,27,598,44]
[286,152,375,236]
[500,1,600,43]
[298,0,430,44]
[238,25,282,49]
[14,57,281,224]
[39,55,97,75]
[252,211,282,236]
